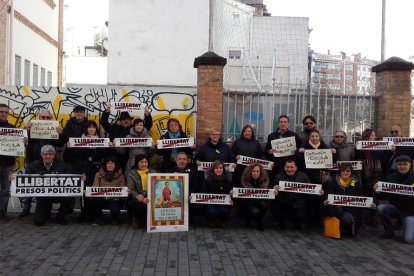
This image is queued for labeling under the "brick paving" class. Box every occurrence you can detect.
[1,211,414,275]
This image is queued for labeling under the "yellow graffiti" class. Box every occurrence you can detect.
[156,97,166,110]
[181,97,189,108]
[22,86,30,96]
[121,89,129,102]
[53,96,62,112]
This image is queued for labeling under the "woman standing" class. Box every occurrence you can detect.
[240,163,270,231]
[127,154,156,229]
[89,156,126,224]
[203,160,233,228]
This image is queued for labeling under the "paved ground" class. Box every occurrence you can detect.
[1,209,414,276]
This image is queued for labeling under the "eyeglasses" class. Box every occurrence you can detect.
[335,136,345,138]
[304,122,314,125]
[390,131,399,134]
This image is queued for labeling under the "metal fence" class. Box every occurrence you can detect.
[222,83,378,144]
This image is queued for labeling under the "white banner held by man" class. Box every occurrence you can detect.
[29,120,59,139]
[278,181,322,195]
[11,174,84,197]
[327,194,373,208]
[0,127,27,137]
[190,193,231,205]
[68,137,110,147]
[156,138,195,149]
[111,102,145,117]
[356,141,394,150]
[383,137,414,147]
[304,149,333,169]
[271,136,297,157]
[85,187,128,197]
[376,182,414,196]
[114,137,152,147]
[236,155,274,170]
[197,162,236,172]
[232,188,275,199]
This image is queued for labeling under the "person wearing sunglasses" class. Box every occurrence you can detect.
[387,124,414,175]
[329,130,355,162]
[298,115,317,144]
[22,109,64,218]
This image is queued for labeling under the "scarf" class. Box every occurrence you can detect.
[339,176,350,188]
[309,141,320,149]
[138,169,149,191]
[168,130,181,155]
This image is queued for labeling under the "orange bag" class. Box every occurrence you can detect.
[324,217,341,239]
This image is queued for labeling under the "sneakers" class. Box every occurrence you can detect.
[379,232,394,239]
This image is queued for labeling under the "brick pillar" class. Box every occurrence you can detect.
[372,57,414,137]
[193,51,227,146]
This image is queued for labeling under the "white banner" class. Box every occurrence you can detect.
[278,181,322,195]
[197,162,236,172]
[356,141,394,150]
[114,137,152,147]
[330,161,363,171]
[156,137,195,149]
[112,101,146,112]
[29,120,59,139]
[0,136,25,156]
[232,187,275,199]
[236,155,274,170]
[376,181,414,196]
[68,137,110,147]
[190,193,231,205]
[85,186,128,197]
[0,127,27,138]
[327,194,373,208]
[11,174,84,197]
[304,149,333,169]
[383,137,414,147]
[271,136,297,157]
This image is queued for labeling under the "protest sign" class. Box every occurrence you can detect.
[147,173,189,233]
[232,187,275,199]
[114,137,152,147]
[236,155,274,170]
[356,141,394,150]
[383,137,414,147]
[327,194,373,208]
[156,138,195,149]
[278,181,322,195]
[111,101,145,117]
[304,149,333,169]
[29,120,59,139]
[68,137,110,147]
[85,187,128,197]
[190,193,231,205]
[330,161,363,171]
[197,162,236,172]
[11,174,84,197]
[0,136,25,156]
[271,136,297,157]
[376,181,414,196]
[0,127,27,137]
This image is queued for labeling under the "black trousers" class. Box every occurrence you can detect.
[34,197,71,226]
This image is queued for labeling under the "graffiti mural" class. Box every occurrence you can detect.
[0,85,197,171]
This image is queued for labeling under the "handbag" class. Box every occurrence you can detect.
[324,217,341,239]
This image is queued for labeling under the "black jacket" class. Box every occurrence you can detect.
[195,138,235,163]
[61,117,88,162]
[157,130,193,172]
[275,170,310,208]
[166,164,199,193]
[26,159,70,175]
[203,170,232,194]
[100,111,153,140]
[0,121,16,167]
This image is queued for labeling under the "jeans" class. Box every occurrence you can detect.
[205,204,232,223]
[377,203,401,235]
[0,165,13,214]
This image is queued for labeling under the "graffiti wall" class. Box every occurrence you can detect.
[0,85,197,171]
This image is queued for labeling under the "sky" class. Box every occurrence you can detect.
[265,0,414,61]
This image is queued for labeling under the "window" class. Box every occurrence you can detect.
[24,59,30,85]
[33,64,38,86]
[15,55,21,86]
[47,71,52,86]
[345,65,353,71]
[228,49,242,60]
[41,67,45,86]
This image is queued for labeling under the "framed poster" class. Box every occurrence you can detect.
[147,173,189,233]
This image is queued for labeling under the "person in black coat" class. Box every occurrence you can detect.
[324,163,367,237]
[195,128,234,164]
[202,160,233,228]
[157,118,194,172]
[273,159,311,230]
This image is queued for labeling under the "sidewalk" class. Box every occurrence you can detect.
[1,210,413,276]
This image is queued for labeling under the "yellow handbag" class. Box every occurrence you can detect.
[324,217,341,239]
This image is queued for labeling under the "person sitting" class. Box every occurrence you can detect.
[240,163,270,231]
[89,156,126,224]
[324,163,367,237]
[202,160,233,228]
[127,154,156,229]
[375,155,414,243]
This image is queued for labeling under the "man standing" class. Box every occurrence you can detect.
[375,155,414,243]
[0,104,15,221]
[387,124,414,175]
[265,115,301,181]
[298,115,317,144]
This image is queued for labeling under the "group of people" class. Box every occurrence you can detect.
[0,103,414,244]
